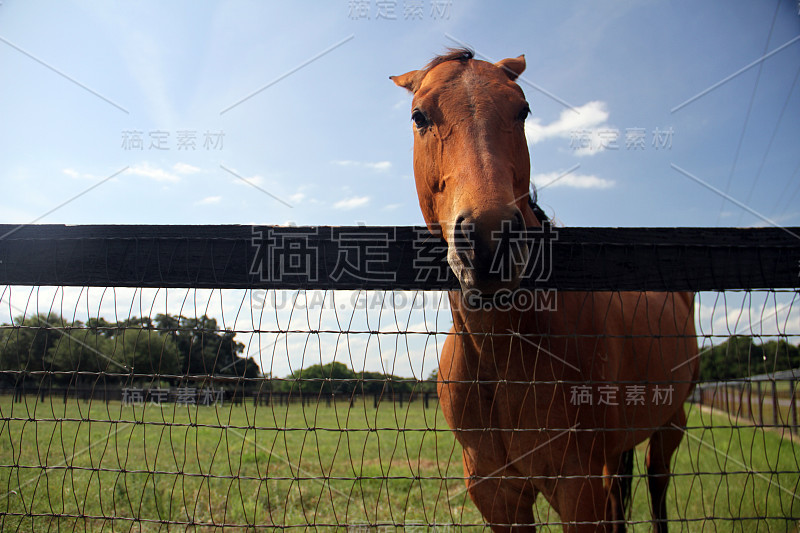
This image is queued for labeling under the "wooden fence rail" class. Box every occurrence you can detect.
[1,224,799,291]
[695,379,800,435]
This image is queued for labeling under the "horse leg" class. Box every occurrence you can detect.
[461,449,538,532]
[604,449,634,533]
[553,472,614,533]
[646,408,686,533]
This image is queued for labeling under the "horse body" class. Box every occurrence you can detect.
[392,50,698,532]
[440,291,697,530]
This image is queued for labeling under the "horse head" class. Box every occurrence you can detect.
[392,49,537,296]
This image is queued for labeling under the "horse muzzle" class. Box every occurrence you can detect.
[446,207,530,296]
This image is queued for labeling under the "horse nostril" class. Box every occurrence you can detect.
[453,214,472,251]
[512,210,525,234]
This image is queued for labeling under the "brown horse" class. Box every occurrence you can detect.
[391,49,699,532]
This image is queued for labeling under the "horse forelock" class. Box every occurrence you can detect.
[422,47,474,75]
[409,48,476,92]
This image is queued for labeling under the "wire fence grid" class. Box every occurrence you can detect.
[0,225,799,531]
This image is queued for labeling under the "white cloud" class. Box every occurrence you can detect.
[128,162,180,183]
[332,160,392,172]
[195,196,222,205]
[63,168,99,180]
[695,294,800,340]
[383,203,403,211]
[288,192,306,204]
[525,101,611,156]
[533,171,615,189]
[369,161,392,172]
[334,196,370,210]
[174,163,202,175]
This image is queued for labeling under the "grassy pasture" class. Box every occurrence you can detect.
[0,395,798,531]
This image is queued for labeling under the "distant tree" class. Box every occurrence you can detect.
[0,313,258,387]
[85,317,115,337]
[276,361,418,396]
[354,369,414,395]
[44,320,180,385]
[287,361,355,395]
[700,336,800,381]
[154,314,254,377]
[103,327,180,377]
[700,336,756,381]
[0,313,66,383]
[225,356,261,379]
[359,371,388,395]
[46,322,116,375]
[420,368,438,393]
[756,339,800,376]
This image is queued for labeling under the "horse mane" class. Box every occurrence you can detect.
[421,47,475,75]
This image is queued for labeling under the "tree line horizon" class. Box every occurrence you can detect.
[0,313,434,394]
[1,313,797,390]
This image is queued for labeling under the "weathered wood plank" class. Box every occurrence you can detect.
[0,225,798,290]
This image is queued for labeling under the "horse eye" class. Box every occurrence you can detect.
[516,105,531,122]
[411,109,429,129]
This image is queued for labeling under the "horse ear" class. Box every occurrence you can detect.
[390,70,421,93]
[495,54,526,81]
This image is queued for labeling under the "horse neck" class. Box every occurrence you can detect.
[447,291,536,334]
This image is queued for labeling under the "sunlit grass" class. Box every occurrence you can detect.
[1,396,798,531]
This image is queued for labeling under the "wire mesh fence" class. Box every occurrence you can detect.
[1,225,799,531]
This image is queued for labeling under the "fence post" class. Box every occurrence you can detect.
[790,379,798,436]
[757,381,763,425]
[736,382,744,419]
[724,384,730,414]
[771,380,779,427]
[789,379,797,433]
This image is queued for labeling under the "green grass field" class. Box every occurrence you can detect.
[1,395,798,532]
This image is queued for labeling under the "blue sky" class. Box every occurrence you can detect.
[2,1,798,228]
[1,1,799,377]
